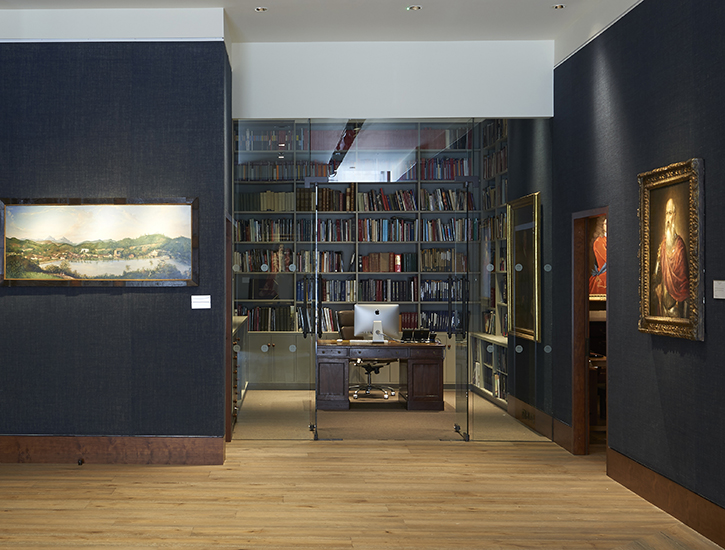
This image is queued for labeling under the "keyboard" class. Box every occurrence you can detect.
[348,339,386,344]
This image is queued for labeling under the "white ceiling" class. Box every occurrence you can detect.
[1,0,641,48]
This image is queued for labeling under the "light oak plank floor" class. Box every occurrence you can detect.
[0,440,721,550]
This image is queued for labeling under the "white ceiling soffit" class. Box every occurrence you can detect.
[0,0,643,65]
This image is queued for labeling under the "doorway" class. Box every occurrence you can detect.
[572,209,608,454]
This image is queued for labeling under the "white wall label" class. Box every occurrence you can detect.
[714,280,725,299]
[191,295,211,309]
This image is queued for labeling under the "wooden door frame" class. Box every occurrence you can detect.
[571,207,608,455]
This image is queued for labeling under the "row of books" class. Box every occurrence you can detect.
[420,279,465,302]
[356,188,418,212]
[234,160,341,182]
[234,224,482,246]
[420,249,467,272]
[297,185,356,212]
[490,276,508,305]
[237,305,296,332]
[482,145,508,180]
[420,310,461,333]
[420,188,476,212]
[482,179,508,210]
[296,278,356,303]
[481,119,508,149]
[419,157,472,181]
[295,250,346,274]
[358,217,418,242]
[358,276,418,302]
[234,247,474,274]
[400,311,419,330]
[235,303,454,333]
[236,125,474,153]
[234,248,292,273]
[235,218,294,243]
[234,162,483,182]
[296,218,354,242]
[236,186,477,214]
[483,308,509,336]
[482,212,507,241]
[420,217,480,242]
[359,252,417,273]
[236,191,295,213]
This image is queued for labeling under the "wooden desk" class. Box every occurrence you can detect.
[316,340,445,411]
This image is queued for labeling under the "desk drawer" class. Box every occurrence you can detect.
[410,347,444,358]
[318,347,348,358]
[351,348,408,359]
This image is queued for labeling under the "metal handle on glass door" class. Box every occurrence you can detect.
[447,275,453,339]
[302,275,309,338]
[317,275,323,338]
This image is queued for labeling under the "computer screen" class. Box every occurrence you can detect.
[353,303,401,342]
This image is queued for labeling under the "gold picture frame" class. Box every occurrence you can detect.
[1,197,199,287]
[638,159,704,340]
[507,192,541,342]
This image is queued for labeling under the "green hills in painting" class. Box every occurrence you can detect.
[5,233,192,280]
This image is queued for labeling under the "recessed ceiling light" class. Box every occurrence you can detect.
[254,7,268,12]
[552,4,566,9]
[407,5,422,11]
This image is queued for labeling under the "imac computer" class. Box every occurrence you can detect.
[353,303,401,342]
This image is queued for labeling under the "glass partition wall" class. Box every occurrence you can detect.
[232,118,508,441]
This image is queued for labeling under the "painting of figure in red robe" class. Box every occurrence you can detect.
[650,185,689,318]
[588,216,607,297]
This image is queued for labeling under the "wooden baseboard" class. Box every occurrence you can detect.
[552,417,574,453]
[507,395,554,439]
[0,435,225,465]
[607,447,725,548]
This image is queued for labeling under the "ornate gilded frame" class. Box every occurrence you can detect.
[1,197,199,287]
[507,192,541,342]
[638,159,704,340]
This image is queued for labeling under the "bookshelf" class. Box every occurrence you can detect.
[233,119,487,387]
[471,118,509,407]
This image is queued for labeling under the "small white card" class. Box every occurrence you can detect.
[714,281,725,300]
[191,295,211,309]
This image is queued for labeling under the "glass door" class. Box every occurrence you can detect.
[452,171,480,441]
[232,119,316,440]
[418,119,479,440]
[298,175,328,440]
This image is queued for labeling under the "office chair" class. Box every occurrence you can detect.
[336,310,396,400]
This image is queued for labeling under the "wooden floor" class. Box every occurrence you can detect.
[0,440,721,550]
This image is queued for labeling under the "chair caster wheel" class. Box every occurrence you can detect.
[353,394,358,399]
[391,391,396,396]
[384,394,389,399]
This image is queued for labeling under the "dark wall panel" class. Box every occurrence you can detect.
[0,42,229,437]
[507,119,554,415]
[552,0,725,506]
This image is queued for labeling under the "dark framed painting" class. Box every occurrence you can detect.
[638,159,704,340]
[506,192,541,342]
[1,198,199,287]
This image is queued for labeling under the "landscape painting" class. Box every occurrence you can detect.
[2,199,198,286]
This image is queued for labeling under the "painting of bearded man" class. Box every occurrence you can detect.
[651,196,689,318]
[638,158,703,341]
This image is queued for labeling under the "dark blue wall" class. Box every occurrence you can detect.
[552,0,725,507]
[0,42,230,437]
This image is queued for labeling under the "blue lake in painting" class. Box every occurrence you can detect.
[41,257,191,278]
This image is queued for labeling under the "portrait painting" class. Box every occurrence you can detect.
[507,192,541,342]
[638,159,703,340]
[1,198,199,287]
[588,215,607,300]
